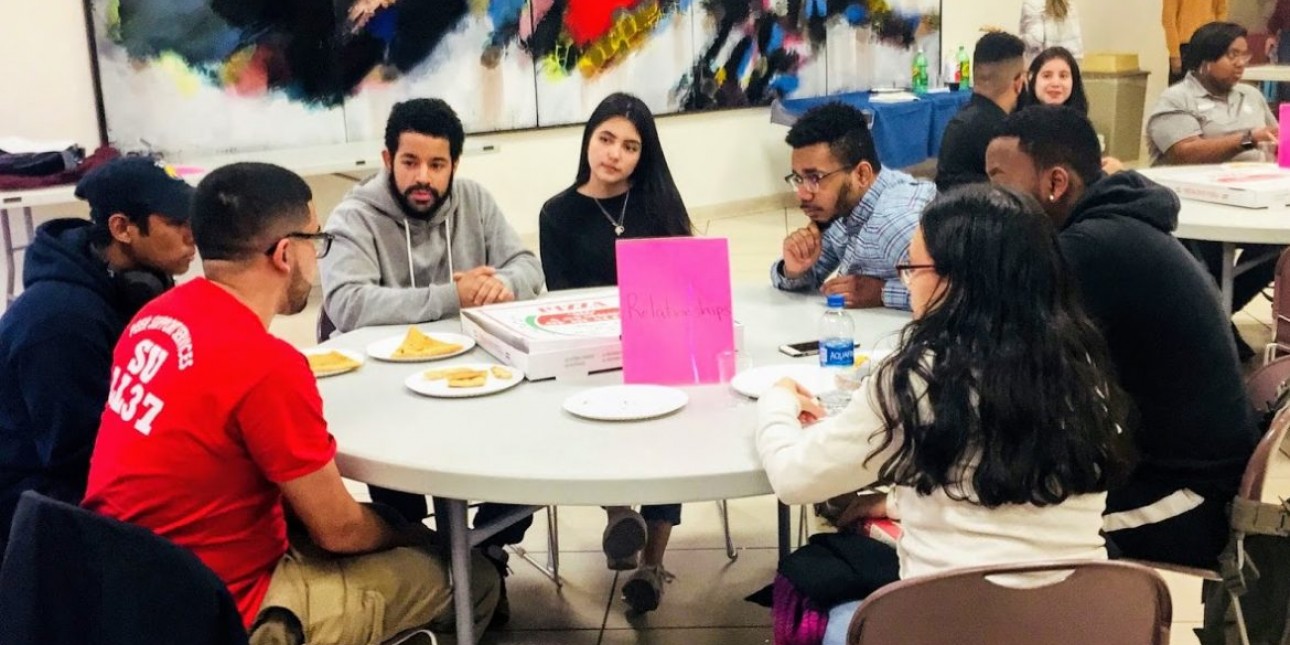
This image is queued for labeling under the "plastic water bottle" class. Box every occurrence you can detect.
[912,48,929,95]
[818,294,855,413]
[956,45,971,90]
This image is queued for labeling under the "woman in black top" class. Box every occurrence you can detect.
[537,93,691,614]
[539,92,692,291]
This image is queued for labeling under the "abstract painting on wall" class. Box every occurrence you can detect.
[86,0,941,157]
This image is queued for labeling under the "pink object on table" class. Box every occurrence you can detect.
[1280,103,1290,168]
[616,237,735,385]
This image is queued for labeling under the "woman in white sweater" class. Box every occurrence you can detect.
[1020,0,1084,61]
[756,184,1134,581]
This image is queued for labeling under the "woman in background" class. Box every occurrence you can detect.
[1020,47,1123,173]
[1021,46,1089,113]
[1147,21,1282,360]
[1020,0,1084,62]
[538,92,692,615]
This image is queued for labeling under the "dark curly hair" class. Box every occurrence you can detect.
[384,98,465,161]
[785,102,881,173]
[997,105,1103,189]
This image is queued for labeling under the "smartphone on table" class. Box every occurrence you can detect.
[778,340,863,358]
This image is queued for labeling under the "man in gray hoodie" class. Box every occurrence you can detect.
[321,98,543,333]
[320,99,542,622]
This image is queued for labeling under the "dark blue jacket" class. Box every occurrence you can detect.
[0,219,130,549]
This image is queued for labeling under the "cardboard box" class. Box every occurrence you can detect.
[459,290,623,380]
[1082,52,1140,73]
[1150,165,1290,209]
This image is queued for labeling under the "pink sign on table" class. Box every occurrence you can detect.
[616,237,735,385]
[1280,103,1290,169]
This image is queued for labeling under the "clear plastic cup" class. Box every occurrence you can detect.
[820,355,876,414]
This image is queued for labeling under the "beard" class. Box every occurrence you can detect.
[811,182,854,232]
[284,259,312,315]
[389,172,453,220]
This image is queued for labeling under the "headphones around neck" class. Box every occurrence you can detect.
[109,266,174,316]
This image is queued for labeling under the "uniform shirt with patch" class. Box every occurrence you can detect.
[83,278,336,628]
[1147,72,1277,165]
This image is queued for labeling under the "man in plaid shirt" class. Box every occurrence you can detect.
[771,103,935,311]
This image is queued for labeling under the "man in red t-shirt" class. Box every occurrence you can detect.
[83,162,499,644]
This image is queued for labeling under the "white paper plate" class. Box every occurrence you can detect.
[562,385,689,422]
[303,348,365,378]
[730,349,892,399]
[366,331,475,362]
[404,363,525,398]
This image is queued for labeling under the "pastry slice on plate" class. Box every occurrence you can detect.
[393,327,463,359]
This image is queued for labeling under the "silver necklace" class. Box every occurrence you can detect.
[592,190,629,236]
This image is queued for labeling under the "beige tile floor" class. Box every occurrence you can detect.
[4,205,1286,644]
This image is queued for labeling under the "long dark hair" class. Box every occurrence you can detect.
[1021,47,1088,114]
[869,185,1134,507]
[574,93,692,236]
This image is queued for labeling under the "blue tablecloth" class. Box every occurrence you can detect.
[773,90,972,170]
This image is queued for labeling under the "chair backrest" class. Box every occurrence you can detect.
[1271,247,1290,358]
[0,491,247,645]
[317,305,337,343]
[846,560,1172,645]
[1246,355,1290,418]
[1241,403,1290,501]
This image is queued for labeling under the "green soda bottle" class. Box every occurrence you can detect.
[956,45,971,90]
[912,48,928,95]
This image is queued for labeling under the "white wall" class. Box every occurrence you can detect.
[0,1,100,150]
[1,0,1177,237]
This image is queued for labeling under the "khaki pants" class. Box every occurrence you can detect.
[257,537,500,644]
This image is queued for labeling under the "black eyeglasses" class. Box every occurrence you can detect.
[784,167,848,192]
[265,231,335,259]
[895,263,935,286]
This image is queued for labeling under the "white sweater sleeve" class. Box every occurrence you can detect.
[1065,4,1084,59]
[755,380,890,506]
[1019,0,1047,57]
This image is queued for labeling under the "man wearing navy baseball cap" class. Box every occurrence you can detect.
[0,156,196,552]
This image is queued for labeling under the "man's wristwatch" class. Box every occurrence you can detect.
[1241,129,1257,151]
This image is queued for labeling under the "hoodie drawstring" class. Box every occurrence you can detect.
[445,214,454,279]
[403,221,416,289]
[404,214,455,290]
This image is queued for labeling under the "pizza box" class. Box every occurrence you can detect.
[1150,164,1290,209]
[459,289,622,381]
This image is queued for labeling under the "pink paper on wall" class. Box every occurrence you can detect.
[616,237,735,385]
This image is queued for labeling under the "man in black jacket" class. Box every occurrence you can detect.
[0,157,195,552]
[985,105,1258,568]
[935,31,1027,192]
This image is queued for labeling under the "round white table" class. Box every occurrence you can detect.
[1242,65,1290,84]
[1138,167,1290,315]
[316,285,911,644]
